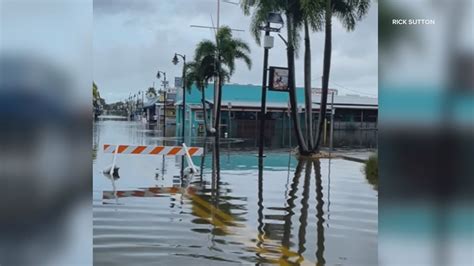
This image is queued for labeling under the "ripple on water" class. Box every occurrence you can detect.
[93,121,378,265]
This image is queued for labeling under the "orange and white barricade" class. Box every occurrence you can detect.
[102,143,203,176]
[103,144,203,156]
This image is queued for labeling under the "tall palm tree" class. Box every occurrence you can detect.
[194,26,252,138]
[242,0,370,154]
[302,1,324,150]
[285,3,310,154]
[314,0,370,150]
[241,0,311,154]
[184,59,230,136]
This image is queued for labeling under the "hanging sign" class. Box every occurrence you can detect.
[174,77,183,88]
[268,67,289,92]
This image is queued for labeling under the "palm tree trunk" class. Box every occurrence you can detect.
[214,74,223,138]
[286,11,309,154]
[315,0,332,151]
[303,20,314,151]
[200,86,212,135]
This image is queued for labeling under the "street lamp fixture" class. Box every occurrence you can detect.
[156,70,166,82]
[267,12,284,27]
[172,54,179,65]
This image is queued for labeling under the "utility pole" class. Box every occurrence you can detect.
[156,70,167,134]
[173,53,186,142]
[258,22,271,158]
[330,91,335,152]
[257,13,284,158]
[217,0,220,29]
[163,75,167,135]
[189,0,243,135]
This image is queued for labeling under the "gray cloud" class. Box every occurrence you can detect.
[94,0,378,102]
[93,0,156,15]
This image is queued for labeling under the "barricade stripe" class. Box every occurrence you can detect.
[188,147,199,156]
[131,146,147,154]
[168,147,182,155]
[117,145,128,153]
[142,146,155,154]
[102,144,203,156]
[104,145,116,153]
[150,146,165,154]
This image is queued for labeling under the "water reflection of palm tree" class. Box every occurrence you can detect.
[281,160,305,263]
[297,160,312,257]
[211,141,220,208]
[278,159,326,265]
[313,159,326,265]
[188,142,240,236]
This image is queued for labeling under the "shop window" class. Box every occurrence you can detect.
[195,110,204,121]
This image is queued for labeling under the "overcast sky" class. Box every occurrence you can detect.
[94,0,378,103]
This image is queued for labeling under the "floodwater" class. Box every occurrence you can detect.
[93,118,378,265]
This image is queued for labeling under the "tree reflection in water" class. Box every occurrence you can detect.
[314,159,326,266]
[187,144,328,265]
[255,158,326,265]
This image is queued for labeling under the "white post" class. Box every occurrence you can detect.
[109,145,119,176]
[182,143,198,173]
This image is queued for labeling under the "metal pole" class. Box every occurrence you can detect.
[228,105,232,137]
[182,56,186,142]
[330,92,334,152]
[217,0,220,29]
[258,22,270,158]
[163,74,167,135]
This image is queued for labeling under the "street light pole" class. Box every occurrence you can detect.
[257,13,283,158]
[258,22,271,158]
[157,70,167,134]
[173,53,186,142]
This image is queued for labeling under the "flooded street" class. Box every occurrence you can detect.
[93,118,378,265]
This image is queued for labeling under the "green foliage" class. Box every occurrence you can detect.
[146,87,157,96]
[241,0,370,47]
[194,26,252,81]
[93,82,100,101]
[192,26,252,132]
[364,154,378,187]
[93,82,105,108]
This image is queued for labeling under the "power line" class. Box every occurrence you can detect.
[311,77,377,97]
[330,81,377,97]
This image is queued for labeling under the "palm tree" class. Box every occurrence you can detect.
[242,0,370,155]
[241,0,311,154]
[194,26,252,138]
[184,59,230,136]
[285,2,311,154]
[302,1,324,151]
[314,0,370,150]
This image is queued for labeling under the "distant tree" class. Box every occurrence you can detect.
[146,87,157,98]
[93,82,100,106]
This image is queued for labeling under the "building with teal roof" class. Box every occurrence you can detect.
[175,83,377,139]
